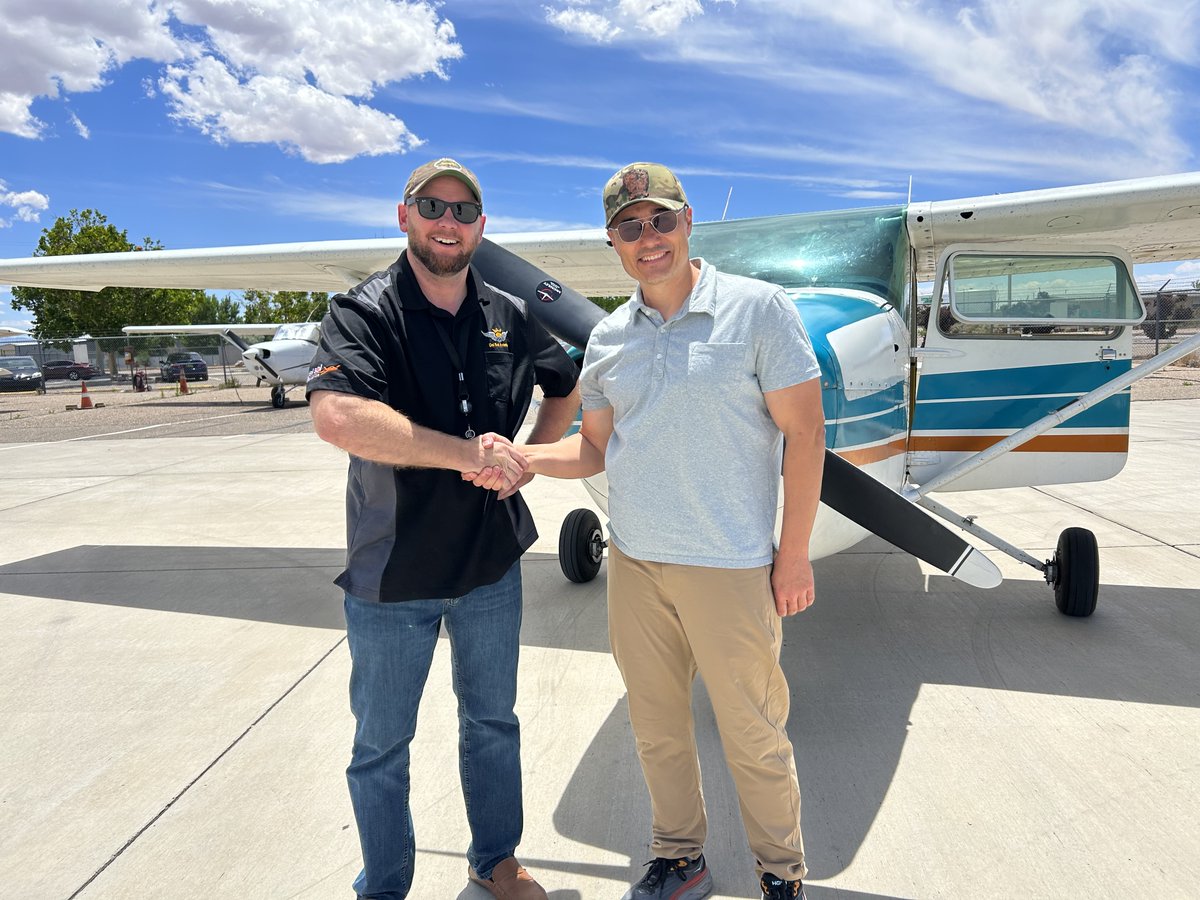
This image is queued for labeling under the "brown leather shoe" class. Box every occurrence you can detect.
[468,857,548,899]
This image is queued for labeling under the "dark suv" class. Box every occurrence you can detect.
[160,351,208,382]
[0,355,45,392]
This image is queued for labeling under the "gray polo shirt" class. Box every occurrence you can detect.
[579,257,820,568]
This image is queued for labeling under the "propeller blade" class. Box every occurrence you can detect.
[221,329,251,351]
[819,451,1002,588]
[473,239,606,351]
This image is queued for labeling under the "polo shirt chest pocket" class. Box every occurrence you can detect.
[687,342,749,389]
[485,350,514,419]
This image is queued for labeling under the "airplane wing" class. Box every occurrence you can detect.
[907,170,1200,281]
[0,231,634,297]
[122,324,281,335]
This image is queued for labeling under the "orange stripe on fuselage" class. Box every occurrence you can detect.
[836,438,908,466]
[908,433,1128,453]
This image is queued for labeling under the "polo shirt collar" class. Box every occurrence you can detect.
[629,257,713,320]
[396,250,482,318]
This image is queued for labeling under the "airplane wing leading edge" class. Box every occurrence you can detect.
[907,171,1200,281]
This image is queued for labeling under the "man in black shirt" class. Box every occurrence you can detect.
[308,157,579,900]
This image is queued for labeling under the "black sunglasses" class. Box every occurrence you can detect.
[409,196,482,224]
[607,206,686,243]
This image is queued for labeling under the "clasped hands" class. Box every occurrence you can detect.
[460,433,531,500]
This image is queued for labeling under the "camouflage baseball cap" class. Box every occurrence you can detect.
[403,157,482,204]
[603,162,688,226]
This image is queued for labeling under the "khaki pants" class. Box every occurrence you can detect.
[607,544,806,881]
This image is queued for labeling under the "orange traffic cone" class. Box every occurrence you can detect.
[79,382,94,410]
[178,372,190,394]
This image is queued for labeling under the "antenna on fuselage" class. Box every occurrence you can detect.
[907,175,913,206]
[721,186,733,221]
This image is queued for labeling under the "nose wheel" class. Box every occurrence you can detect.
[558,508,606,583]
[271,384,287,409]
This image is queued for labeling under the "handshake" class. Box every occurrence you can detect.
[460,432,531,501]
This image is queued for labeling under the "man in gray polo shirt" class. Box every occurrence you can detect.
[518,163,825,900]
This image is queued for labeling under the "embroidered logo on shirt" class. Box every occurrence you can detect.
[306,364,340,382]
[483,326,509,349]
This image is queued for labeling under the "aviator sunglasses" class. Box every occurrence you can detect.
[607,206,687,243]
[408,196,483,224]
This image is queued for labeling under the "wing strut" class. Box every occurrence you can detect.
[908,330,1200,498]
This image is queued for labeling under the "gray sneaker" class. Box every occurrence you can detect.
[621,854,712,899]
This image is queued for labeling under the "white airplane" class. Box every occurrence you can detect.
[4,170,1200,615]
[121,321,321,408]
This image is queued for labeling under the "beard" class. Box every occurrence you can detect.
[408,231,476,276]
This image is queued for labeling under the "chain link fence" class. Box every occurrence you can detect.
[1132,287,1200,363]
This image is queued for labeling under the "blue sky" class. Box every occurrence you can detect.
[3,0,1200,330]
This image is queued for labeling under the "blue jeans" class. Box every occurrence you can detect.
[343,562,524,900]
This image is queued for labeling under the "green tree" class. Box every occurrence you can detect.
[190,293,244,326]
[589,295,629,314]
[241,289,329,323]
[11,209,209,370]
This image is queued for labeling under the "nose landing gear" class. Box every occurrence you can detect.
[558,508,606,583]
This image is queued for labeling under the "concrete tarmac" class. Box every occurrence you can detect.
[1,395,1198,899]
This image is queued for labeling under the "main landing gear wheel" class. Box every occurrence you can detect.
[1050,527,1099,617]
[270,385,287,409]
[559,508,605,583]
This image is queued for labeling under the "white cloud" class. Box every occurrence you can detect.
[68,112,90,139]
[616,0,703,35]
[545,7,621,42]
[159,0,461,163]
[159,56,424,164]
[0,0,183,137]
[547,0,732,38]
[0,0,461,163]
[0,182,51,229]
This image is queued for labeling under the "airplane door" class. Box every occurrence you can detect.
[909,247,1145,492]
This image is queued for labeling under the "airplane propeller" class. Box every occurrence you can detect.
[471,239,1002,590]
[474,239,605,350]
[819,451,1000,589]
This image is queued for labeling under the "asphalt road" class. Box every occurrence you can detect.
[0,382,314,442]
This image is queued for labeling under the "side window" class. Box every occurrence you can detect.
[933,249,1143,340]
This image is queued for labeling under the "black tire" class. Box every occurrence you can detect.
[1053,527,1099,617]
[558,508,604,583]
[271,387,287,409]
[68,371,80,381]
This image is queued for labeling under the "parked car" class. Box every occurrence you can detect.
[42,359,102,381]
[0,355,45,392]
[160,351,208,382]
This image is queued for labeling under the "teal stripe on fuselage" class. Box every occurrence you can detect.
[913,393,1129,431]
[916,359,1132,401]
[913,359,1132,432]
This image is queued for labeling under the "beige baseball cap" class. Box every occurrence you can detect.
[603,162,688,226]
[403,157,482,204]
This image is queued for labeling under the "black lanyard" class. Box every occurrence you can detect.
[432,316,476,439]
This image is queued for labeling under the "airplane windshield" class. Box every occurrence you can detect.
[690,206,908,309]
[273,323,321,342]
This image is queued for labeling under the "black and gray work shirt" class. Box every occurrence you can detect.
[306,251,578,602]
